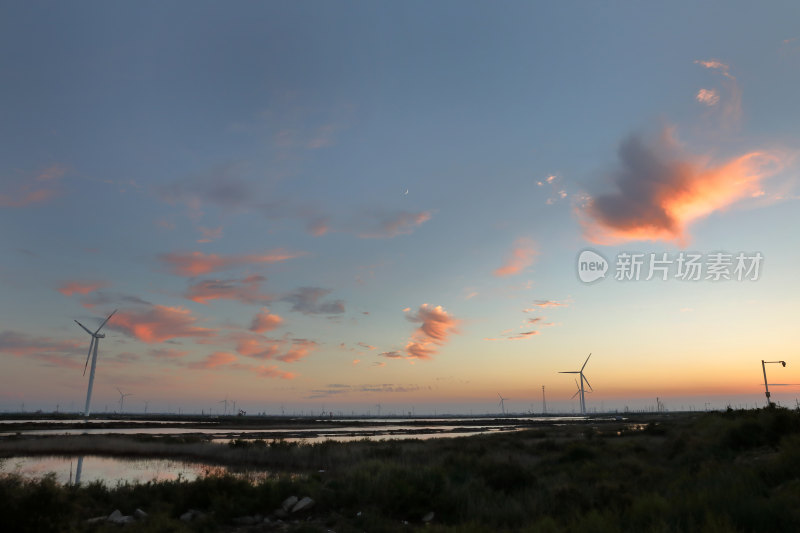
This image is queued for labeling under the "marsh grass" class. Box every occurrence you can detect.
[2,408,800,531]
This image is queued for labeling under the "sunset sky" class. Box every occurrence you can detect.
[2,2,799,415]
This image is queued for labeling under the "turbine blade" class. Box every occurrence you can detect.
[75,320,93,336]
[583,374,594,392]
[559,371,579,374]
[82,337,95,376]
[581,353,592,372]
[571,390,580,399]
[94,309,118,334]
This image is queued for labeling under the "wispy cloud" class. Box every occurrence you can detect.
[308,383,421,398]
[525,299,569,310]
[57,281,108,297]
[0,331,83,369]
[357,342,376,350]
[160,250,305,277]
[358,211,432,239]
[197,226,223,243]
[694,59,741,128]
[276,339,318,363]
[493,237,538,277]
[149,348,189,359]
[579,128,784,244]
[254,365,296,380]
[404,304,459,360]
[281,287,345,315]
[249,308,284,333]
[185,275,274,305]
[188,351,237,369]
[109,305,215,343]
[0,165,66,208]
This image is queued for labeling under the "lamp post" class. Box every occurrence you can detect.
[761,360,787,407]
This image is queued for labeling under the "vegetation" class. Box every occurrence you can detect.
[2,408,800,531]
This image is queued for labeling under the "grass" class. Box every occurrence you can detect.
[2,408,800,531]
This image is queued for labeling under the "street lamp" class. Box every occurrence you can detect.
[761,360,787,407]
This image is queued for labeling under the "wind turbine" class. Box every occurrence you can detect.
[117,388,133,413]
[498,393,508,415]
[559,353,593,415]
[75,309,117,418]
[219,395,229,415]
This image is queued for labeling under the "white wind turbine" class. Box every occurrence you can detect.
[498,393,508,415]
[116,387,133,413]
[219,394,229,415]
[75,309,117,418]
[559,353,593,415]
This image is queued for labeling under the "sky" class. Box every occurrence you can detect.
[1,1,799,415]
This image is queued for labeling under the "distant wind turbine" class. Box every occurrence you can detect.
[117,388,133,413]
[75,309,117,418]
[219,395,229,415]
[498,393,508,415]
[559,353,593,415]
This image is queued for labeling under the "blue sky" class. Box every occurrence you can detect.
[1,1,799,415]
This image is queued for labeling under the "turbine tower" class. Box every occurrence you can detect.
[116,387,133,413]
[498,393,508,415]
[75,309,117,418]
[559,353,593,415]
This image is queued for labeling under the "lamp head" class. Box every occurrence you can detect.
[782,361,787,367]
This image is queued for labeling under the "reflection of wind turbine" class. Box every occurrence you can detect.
[117,388,133,413]
[498,393,508,415]
[559,353,593,415]
[75,309,117,418]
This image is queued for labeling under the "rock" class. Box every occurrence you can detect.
[180,509,204,522]
[422,511,435,523]
[274,508,288,519]
[86,516,106,524]
[107,509,135,524]
[291,496,315,513]
[281,495,299,511]
[134,508,148,520]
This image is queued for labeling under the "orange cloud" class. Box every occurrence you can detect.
[186,275,274,304]
[694,58,741,129]
[160,249,305,276]
[493,238,538,277]
[228,331,281,359]
[249,308,284,333]
[58,281,108,296]
[188,351,237,369]
[525,299,569,310]
[109,305,215,343]
[403,304,459,360]
[580,130,784,245]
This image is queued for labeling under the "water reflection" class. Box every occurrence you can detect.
[1,455,271,486]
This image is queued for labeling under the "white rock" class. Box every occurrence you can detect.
[134,508,148,520]
[291,496,315,513]
[107,510,124,522]
[422,511,435,523]
[282,495,299,511]
[86,516,106,524]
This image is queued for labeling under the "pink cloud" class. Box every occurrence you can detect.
[403,304,459,360]
[228,331,281,359]
[160,249,305,277]
[254,365,296,380]
[696,88,720,106]
[249,308,284,333]
[185,275,274,305]
[197,226,223,243]
[277,339,318,363]
[525,299,569,310]
[0,331,83,368]
[109,305,215,343]
[57,281,108,296]
[188,351,237,369]
[493,238,538,277]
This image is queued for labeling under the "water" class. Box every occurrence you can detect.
[0,455,269,485]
